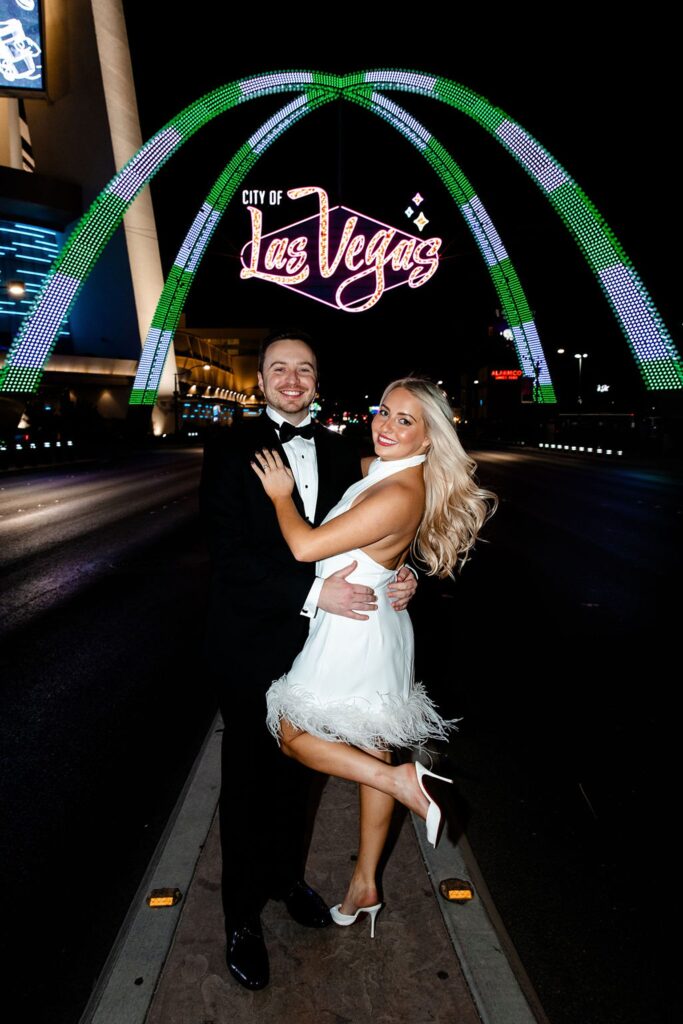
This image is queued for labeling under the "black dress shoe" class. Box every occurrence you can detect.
[226,917,269,990]
[283,879,332,928]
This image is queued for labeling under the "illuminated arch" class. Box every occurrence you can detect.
[133,89,555,404]
[2,70,680,395]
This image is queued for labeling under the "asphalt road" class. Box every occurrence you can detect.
[1,449,215,1024]
[0,450,203,636]
[1,445,679,1024]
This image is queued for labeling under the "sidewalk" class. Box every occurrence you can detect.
[82,717,544,1024]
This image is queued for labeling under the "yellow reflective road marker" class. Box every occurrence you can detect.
[147,887,182,908]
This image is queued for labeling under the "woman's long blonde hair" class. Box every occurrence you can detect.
[380,377,497,578]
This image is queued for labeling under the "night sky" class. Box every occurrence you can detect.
[120,11,681,409]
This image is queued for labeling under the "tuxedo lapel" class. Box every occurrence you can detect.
[249,411,279,451]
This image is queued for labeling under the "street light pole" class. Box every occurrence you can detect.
[173,372,180,435]
[574,352,588,407]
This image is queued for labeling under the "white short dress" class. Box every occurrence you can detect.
[265,453,456,750]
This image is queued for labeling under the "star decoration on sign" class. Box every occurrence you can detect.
[405,193,430,230]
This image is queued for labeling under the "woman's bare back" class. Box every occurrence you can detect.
[350,464,425,569]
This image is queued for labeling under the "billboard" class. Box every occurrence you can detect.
[0,0,45,96]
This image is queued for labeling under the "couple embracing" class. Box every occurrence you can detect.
[200,330,495,990]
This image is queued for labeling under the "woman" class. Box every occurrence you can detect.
[252,377,495,936]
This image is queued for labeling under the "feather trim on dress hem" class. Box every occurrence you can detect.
[266,677,458,751]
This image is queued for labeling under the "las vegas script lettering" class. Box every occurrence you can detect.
[240,187,442,313]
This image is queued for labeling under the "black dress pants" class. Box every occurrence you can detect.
[218,686,314,930]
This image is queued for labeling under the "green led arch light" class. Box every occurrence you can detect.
[2,70,680,394]
[134,86,555,404]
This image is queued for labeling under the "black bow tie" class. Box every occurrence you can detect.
[277,421,316,443]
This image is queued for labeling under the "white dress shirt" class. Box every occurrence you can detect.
[266,406,323,618]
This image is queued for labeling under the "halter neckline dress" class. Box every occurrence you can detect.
[265,453,456,750]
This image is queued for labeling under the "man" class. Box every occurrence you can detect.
[200,331,417,990]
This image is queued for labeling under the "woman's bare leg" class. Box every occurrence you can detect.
[340,751,394,914]
[279,722,430,823]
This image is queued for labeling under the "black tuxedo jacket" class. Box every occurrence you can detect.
[200,413,359,693]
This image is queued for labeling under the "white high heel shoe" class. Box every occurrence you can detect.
[329,902,383,939]
[415,762,453,848]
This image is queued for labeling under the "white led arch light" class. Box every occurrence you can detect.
[132,87,554,404]
[1,70,680,396]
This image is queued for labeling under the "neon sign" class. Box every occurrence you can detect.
[491,369,523,380]
[240,186,442,313]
